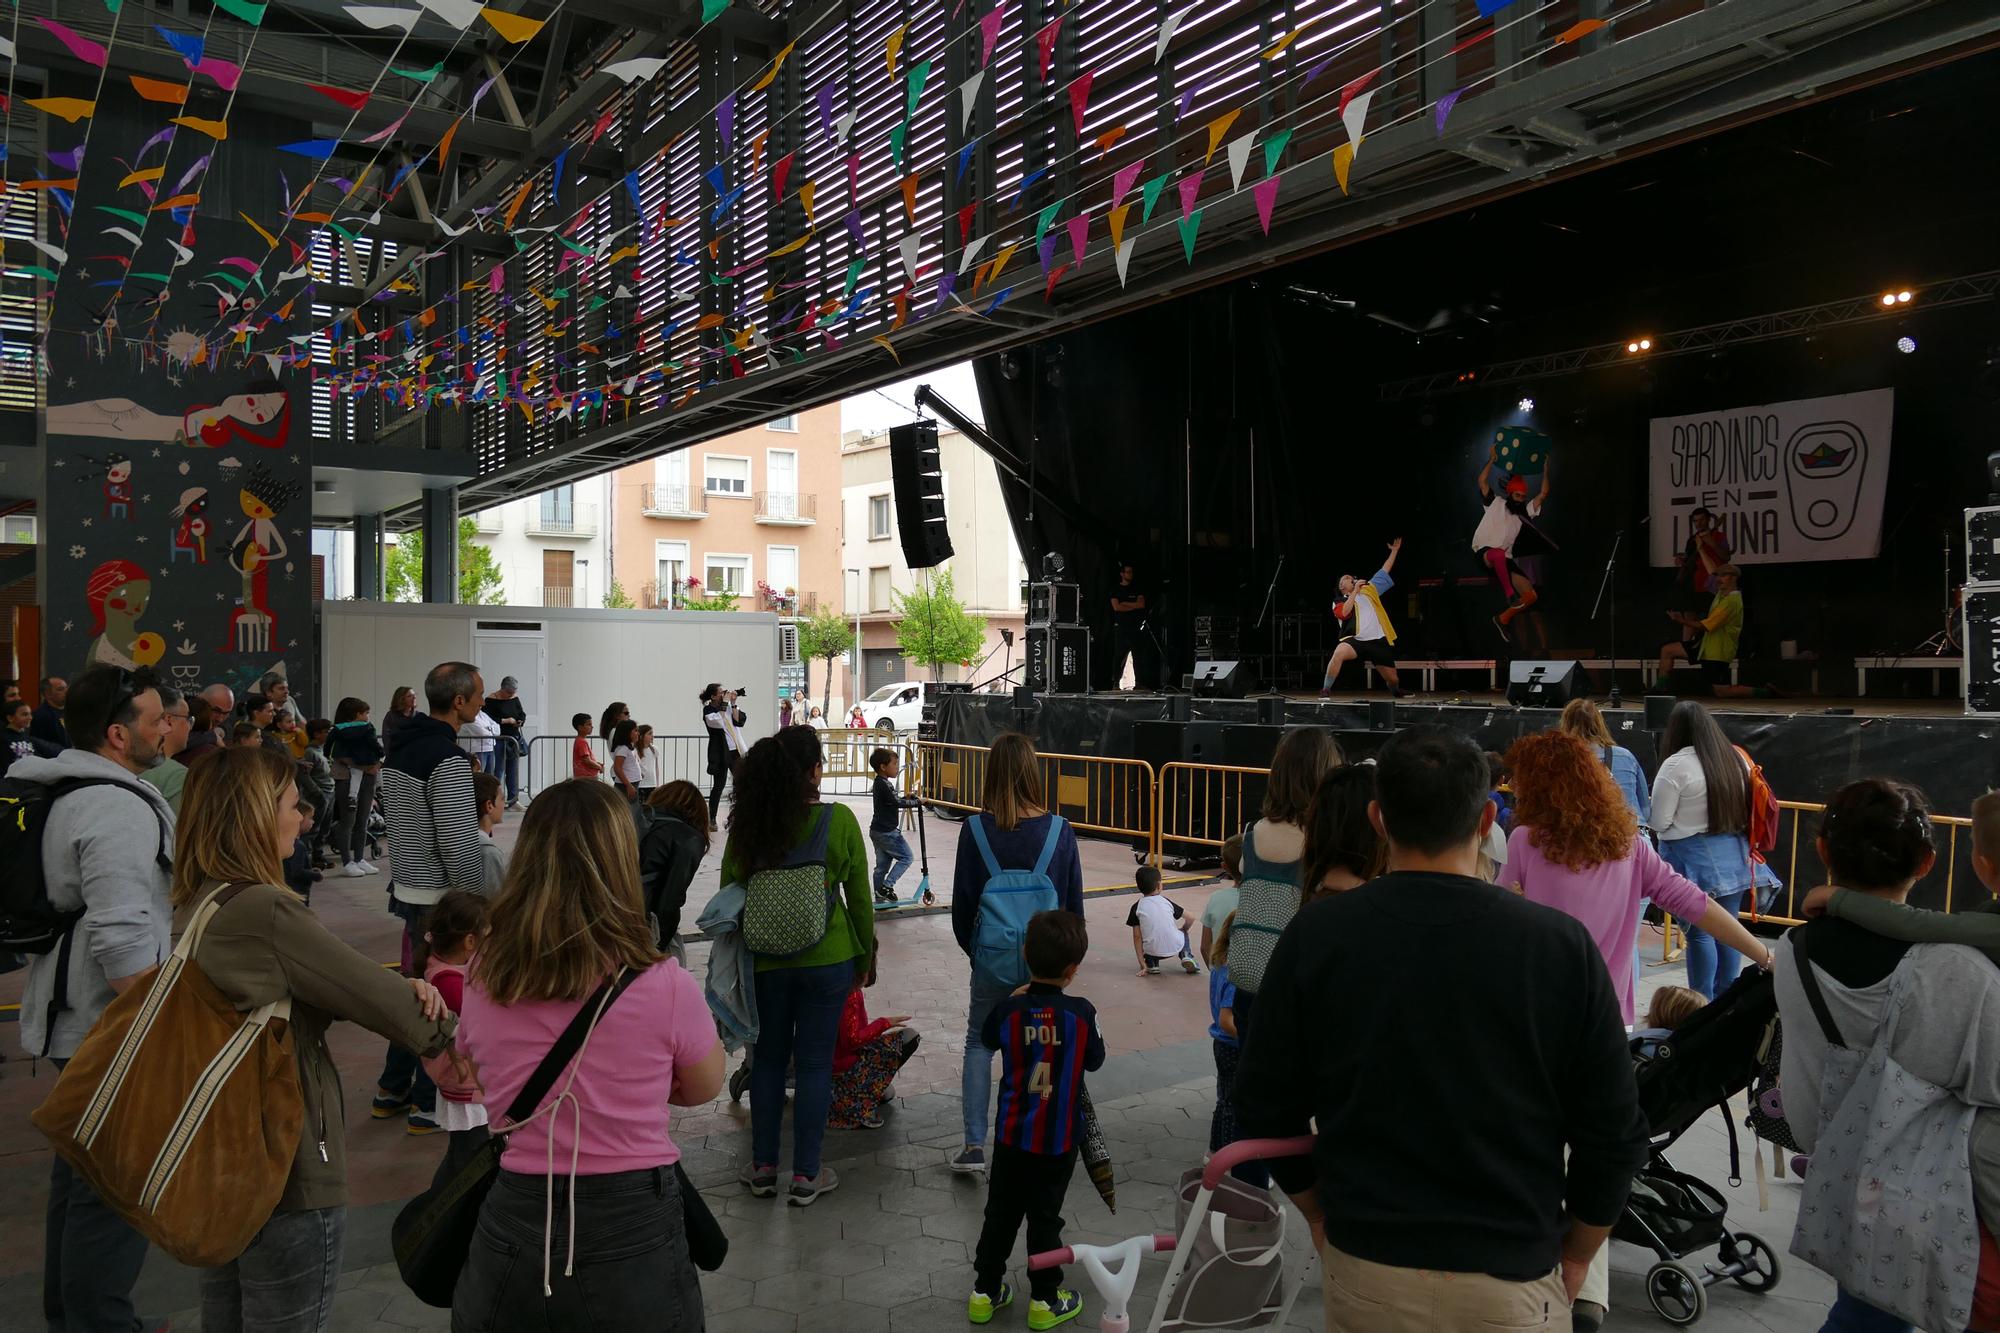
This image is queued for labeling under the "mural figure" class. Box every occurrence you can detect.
[226,463,299,655]
[84,559,165,670]
[46,378,291,449]
[77,452,135,520]
[170,487,210,564]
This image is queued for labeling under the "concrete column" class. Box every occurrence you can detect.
[421,487,458,603]
[353,513,382,601]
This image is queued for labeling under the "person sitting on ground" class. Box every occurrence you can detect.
[1234,725,1649,1333]
[473,771,507,895]
[968,910,1102,1331]
[570,712,603,780]
[1300,765,1380,903]
[827,961,919,1131]
[453,779,722,1329]
[638,779,713,953]
[173,745,455,1332]
[1129,864,1199,976]
[1199,833,1243,965]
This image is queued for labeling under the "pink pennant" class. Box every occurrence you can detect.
[980,2,1006,66]
[846,153,860,201]
[361,109,411,144]
[1177,172,1202,220]
[192,56,242,91]
[1338,68,1380,119]
[490,266,504,294]
[1252,176,1280,235]
[1111,160,1144,210]
[1035,17,1062,80]
[1067,71,1093,137]
[1064,212,1089,268]
[38,19,108,68]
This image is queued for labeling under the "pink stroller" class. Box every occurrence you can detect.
[1029,1138,1317,1333]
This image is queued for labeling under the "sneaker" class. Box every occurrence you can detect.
[739,1161,778,1197]
[727,1060,752,1104]
[968,1283,1014,1325]
[1027,1290,1083,1331]
[341,862,369,878]
[406,1110,442,1136]
[1181,957,1200,975]
[1572,1300,1607,1332]
[951,1145,987,1174]
[1146,964,1161,976]
[787,1166,839,1206]
[1491,615,1511,643]
[370,1088,412,1118]
[1391,688,1412,700]
[357,860,381,875]
[860,1111,887,1130]
[1316,689,1331,700]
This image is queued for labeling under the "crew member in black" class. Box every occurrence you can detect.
[1107,564,1155,690]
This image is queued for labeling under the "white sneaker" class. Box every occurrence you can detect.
[357,861,381,875]
[341,862,369,878]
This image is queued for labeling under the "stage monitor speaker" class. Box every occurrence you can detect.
[1966,585,2000,715]
[1644,694,1677,732]
[1257,696,1286,726]
[1188,660,1248,697]
[1969,507,2000,585]
[889,420,954,569]
[1369,700,1397,731]
[1505,660,1585,708]
[1167,694,1191,722]
[1025,625,1088,693]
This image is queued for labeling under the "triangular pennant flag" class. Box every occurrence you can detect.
[900,173,918,222]
[817,82,837,142]
[772,151,795,200]
[1436,87,1465,135]
[799,180,817,222]
[1114,237,1135,286]
[1177,172,1202,219]
[1067,72,1093,136]
[899,232,921,282]
[958,201,978,242]
[1111,160,1144,210]
[343,4,416,27]
[1261,24,1307,60]
[1107,202,1130,249]
[1035,17,1062,79]
[1477,0,1518,14]
[956,140,978,183]
[1034,198,1063,248]
[1140,173,1169,223]
[1154,8,1184,62]
[1332,142,1356,194]
[906,60,930,118]
[1225,133,1255,191]
[703,163,726,195]
[1556,18,1607,43]
[843,208,864,247]
[872,335,901,364]
[1064,212,1088,268]
[130,76,190,104]
[990,242,1018,282]
[981,1,1006,65]
[1262,128,1293,176]
[480,6,544,41]
[752,40,795,92]
[1036,233,1058,275]
[155,25,206,60]
[1339,68,1381,119]
[702,0,729,23]
[1096,126,1128,154]
[1044,261,1068,301]
[834,112,856,146]
[885,23,906,76]
[1204,110,1240,165]
[308,83,369,110]
[1342,88,1374,149]
[39,19,108,68]
[625,169,644,214]
[28,97,95,124]
[172,116,229,139]
[418,0,479,25]
[1177,80,1204,122]
[362,109,411,144]
[717,94,736,152]
[1252,175,1280,234]
[958,232,990,275]
[394,61,445,83]
[1177,209,1202,263]
[118,166,164,188]
[844,257,865,297]
[212,0,267,24]
[601,56,668,83]
[889,121,908,169]
[959,71,985,131]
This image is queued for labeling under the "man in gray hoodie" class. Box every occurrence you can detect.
[11,663,175,1333]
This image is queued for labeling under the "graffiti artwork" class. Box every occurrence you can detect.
[170,487,210,564]
[76,452,135,520]
[46,378,292,449]
[84,559,165,669]
[226,462,299,654]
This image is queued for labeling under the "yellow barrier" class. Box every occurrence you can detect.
[1757,800,1975,926]
[815,729,923,799]
[1156,762,1272,861]
[916,741,1159,863]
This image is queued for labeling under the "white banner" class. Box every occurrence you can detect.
[1648,388,1894,567]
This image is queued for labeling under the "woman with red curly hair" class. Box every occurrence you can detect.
[1496,730,1770,1027]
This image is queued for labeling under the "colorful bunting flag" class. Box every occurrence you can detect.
[1262,128,1292,176]
[1034,198,1063,247]
[118,166,164,188]
[772,151,794,200]
[480,7,545,42]
[1261,23,1308,60]
[418,0,480,27]
[956,140,978,184]
[29,98,96,123]
[1114,237,1135,286]
[601,57,668,83]
[1178,209,1202,263]
[885,23,906,77]
[394,60,445,83]
[1339,69,1380,119]
[1435,87,1465,135]
[899,233,920,282]
[1140,173,1168,223]
[957,233,989,275]
[1252,176,1279,234]
[1154,9,1185,63]
[1111,160,1144,210]
[1476,0,1517,14]
[900,173,918,222]
[212,0,268,24]
[1225,133,1254,191]
[907,60,930,118]
[362,109,411,143]
[843,208,864,247]
[889,121,907,168]
[717,94,736,152]
[39,19,108,68]
[1068,72,1093,136]
[172,116,229,139]
[752,40,795,92]
[1177,173,1201,219]
[1177,80,1203,121]
[1557,18,1606,43]
[817,83,837,142]
[702,0,730,25]
[1096,126,1127,154]
[155,25,206,64]
[1065,212,1088,268]
[957,201,978,243]
[130,76,190,104]
[309,83,370,110]
[799,180,817,222]
[981,1,1006,65]
[1035,233,1058,274]
[1204,110,1239,165]
[960,72,985,132]
[1036,17,1062,79]
[1332,142,1355,194]
[1341,89,1373,150]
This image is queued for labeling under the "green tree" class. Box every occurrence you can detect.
[384,518,505,605]
[603,578,636,609]
[797,604,857,717]
[892,567,986,680]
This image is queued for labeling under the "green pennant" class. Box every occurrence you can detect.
[11,265,57,281]
[557,236,592,255]
[701,0,729,22]
[211,0,266,24]
[96,205,146,227]
[325,222,360,242]
[1262,129,1293,177]
[1178,209,1202,264]
[906,60,930,119]
[129,271,170,282]
[103,0,122,13]
[393,60,444,83]
[588,296,608,311]
[204,270,251,289]
[1035,198,1065,247]
[1140,173,1170,223]
[889,121,907,170]
[844,257,864,297]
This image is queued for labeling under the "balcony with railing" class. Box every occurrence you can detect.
[754,491,816,525]
[642,483,707,519]
[525,502,599,537]
[472,508,502,534]
[757,586,818,615]
[537,586,576,607]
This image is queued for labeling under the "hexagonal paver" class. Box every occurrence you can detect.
[719,1242,804,1281]
[888,1293,977,1332]
[843,1262,936,1309]
[1126,1155,1194,1186]
[803,1238,887,1277]
[700,1271,757,1315]
[796,1298,885,1333]
[754,1270,840,1315]
[918,1207,987,1244]
[706,1304,799,1333]
[878,1185,962,1217]
[843,1208,926,1242]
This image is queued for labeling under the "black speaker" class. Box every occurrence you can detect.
[1505,660,1585,708]
[1969,506,2000,584]
[1025,625,1088,692]
[1167,694,1191,722]
[1966,585,2000,715]
[1369,700,1396,731]
[1188,660,1248,697]
[1257,696,1286,726]
[889,420,953,569]
[1644,693,1677,732]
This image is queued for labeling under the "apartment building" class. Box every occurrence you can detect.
[467,476,613,608]
[838,426,1027,706]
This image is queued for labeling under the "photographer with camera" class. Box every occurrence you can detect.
[702,682,750,819]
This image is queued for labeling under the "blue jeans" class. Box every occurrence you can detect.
[1819,1289,1915,1332]
[962,983,1010,1147]
[499,737,520,802]
[1684,890,1746,1001]
[44,1072,152,1333]
[750,959,853,1179]
[376,898,438,1114]
[199,1205,345,1333]
[871,830,913,896]
[477,748,500,777]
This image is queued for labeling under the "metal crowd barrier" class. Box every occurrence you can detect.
[816,728,923,798]
[1156,762,1271,862]
[521,733,709,798]
[916,740,1158,863]
[1759,800,1976,925]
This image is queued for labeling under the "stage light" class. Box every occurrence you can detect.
[1640,338,1652,350]
[1898,290,1913,303]
[1627,342,1639,353]
[1518,396,1535,412]
[1882,290,1913,306]
[1626,337,1653,354]
[1897,336,1917,354]
[1881,293,1897,307]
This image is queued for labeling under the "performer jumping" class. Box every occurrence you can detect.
[1474,439,1551,643]
[1321,538,1407,698]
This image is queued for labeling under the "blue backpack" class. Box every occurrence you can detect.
[967,814,1065,991]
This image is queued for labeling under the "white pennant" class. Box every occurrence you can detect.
[959,71,985,132]
[601,56,668,84]
[1342,88,1374,152]
[1114,237,1135,286]
[24,237,66,265]
[1225,132,1255,191]
[101,226,144,247]
[417,0,481,28]
[834,111,856,146]
[0,36,15,59]
[957,232,990,275]
[1154,10,1185,64]
[899,232,921,283]
[344,4,419,29]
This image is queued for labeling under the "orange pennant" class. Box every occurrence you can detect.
[129,76,189,104]
[172,116,229,139]
[27,97,95,123]
[750,40,795,93]
[1204,110,1241,166]
[750,128,768,179]
[871,334,901,364]
[19,178,79,190]
[436,117,461,170]
[238,212,278,247]
[989,242,1018,282]
[119,166,166,189]
[1556,17,1606,43]
[1106,202,1131,249]
[501,180,533,229]
[694,313,725,331]
[152,193,201,211]
[1332,142,1355,195]
[1095,126,1127,154]
[901,173,918,222]
[291,211,332,224]
[798,181,817,224]
[768,231,812,258]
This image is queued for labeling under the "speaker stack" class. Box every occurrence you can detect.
[1024,565,1088,695]
[1965,506,2000,714]
[889,421,954,569]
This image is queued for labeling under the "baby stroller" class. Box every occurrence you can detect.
[1618,968,1783,1325]
[1029,1138,1315,1333]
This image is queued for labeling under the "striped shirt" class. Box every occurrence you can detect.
[380,713,485,907]
[982,984,1105,1156]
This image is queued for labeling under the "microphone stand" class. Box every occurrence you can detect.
[1590,530,1624,707]
[1254,554,1285,692]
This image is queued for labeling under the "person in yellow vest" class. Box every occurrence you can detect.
[1322,538,1409,699]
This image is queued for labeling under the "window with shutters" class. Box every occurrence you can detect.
[869,495,892,540]
[705,455,751,496]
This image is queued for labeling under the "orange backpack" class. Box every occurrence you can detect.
[1734,745,1780,858]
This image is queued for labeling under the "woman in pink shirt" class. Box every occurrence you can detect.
[452,780,724,1330]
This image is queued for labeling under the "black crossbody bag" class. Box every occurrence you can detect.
[390,968,726,1307]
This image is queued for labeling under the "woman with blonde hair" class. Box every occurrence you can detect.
[454,779,723,1328]
[1557,696,1650,821]
[949,731,1084,1174]
[171,746,455,1333]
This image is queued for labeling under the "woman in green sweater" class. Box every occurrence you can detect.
[727,724,874,1206]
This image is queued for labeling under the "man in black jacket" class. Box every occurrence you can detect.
[1234,726,1648,1332]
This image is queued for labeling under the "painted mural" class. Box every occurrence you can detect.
[41,87,315,706]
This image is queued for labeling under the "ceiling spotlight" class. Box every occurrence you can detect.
[1897,336,1917,354]
[1640,338,1652,350]
[1627,342,1639,353]
[1897,290,1913,304]
[1518,396,1535,412]
[1881,293,1898,307]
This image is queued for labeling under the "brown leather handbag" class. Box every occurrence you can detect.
[32,882,303,1266]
